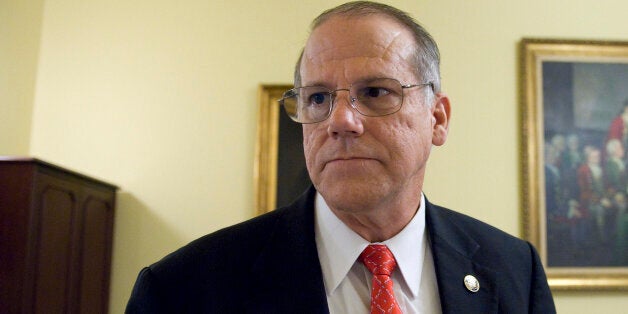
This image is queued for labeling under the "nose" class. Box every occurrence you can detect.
[326,89,364,138]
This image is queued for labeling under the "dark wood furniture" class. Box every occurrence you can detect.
[0,157,117,314]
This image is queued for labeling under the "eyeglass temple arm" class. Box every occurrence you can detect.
[401,82,434,92]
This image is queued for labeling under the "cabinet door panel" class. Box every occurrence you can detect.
[79,197,113,314]
[34,187,76,314]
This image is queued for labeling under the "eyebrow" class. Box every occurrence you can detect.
[300,76,394,88]
[299,80,331,88]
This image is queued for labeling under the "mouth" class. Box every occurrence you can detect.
[325,157,377,167]
[330,156,372,161]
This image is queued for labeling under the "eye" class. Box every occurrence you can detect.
[309,93,328,105]
[361,87,390,98]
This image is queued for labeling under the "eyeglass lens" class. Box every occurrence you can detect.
[281,78,405,124]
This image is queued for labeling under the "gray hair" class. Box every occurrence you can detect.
[294,1,441,93]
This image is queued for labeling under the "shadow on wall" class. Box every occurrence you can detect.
[108,191,185,313]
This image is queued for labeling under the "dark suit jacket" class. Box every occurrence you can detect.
[126,187,555,313]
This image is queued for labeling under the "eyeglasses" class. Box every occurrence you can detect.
[278,77,433,124]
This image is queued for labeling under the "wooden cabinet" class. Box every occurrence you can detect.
[0,158,117,314]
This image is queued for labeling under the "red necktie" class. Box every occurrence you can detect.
[359,244,402,314]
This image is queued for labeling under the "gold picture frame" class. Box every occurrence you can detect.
[520,38,628,290]
[254,84,312,216]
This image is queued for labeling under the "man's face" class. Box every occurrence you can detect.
[614,144,624,158]
[552,136,565,152]
[300,15,450,214]
[589,150,601,164]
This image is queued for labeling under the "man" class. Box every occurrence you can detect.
[605,138,627,196]
[544,143,566,263]
[126,2,555,313]
[606,100,628,161]
[560,134,581,203]
[578,146,612,245]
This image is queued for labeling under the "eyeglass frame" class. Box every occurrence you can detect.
[278,77,434,124]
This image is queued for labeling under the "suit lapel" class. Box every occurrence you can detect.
[245,187,329,313]
[425,200,499,314]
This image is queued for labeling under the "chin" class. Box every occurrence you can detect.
[317,179,389,212]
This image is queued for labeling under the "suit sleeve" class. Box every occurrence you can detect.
[125,267,172,314]
[527,242,557,314]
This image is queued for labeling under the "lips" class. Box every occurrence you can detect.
[324,156,377,169]
[329,157,373,162]
[315,143,380,171]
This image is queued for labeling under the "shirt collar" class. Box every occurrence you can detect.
[314,192,427,298]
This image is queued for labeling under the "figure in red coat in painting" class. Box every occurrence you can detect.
[604,139,626,196]
[607,103,628,152]
[578,147,612,246]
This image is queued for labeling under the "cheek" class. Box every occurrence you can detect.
[387,129,424,162]
[302,126,321,167]
[381,111,432,162]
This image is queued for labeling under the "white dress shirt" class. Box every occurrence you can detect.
[315,193,442,314]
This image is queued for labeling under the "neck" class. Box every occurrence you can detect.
[329,193,421,242]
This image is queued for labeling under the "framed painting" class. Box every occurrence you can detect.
[520,38,628,290]
[254,84,312,215]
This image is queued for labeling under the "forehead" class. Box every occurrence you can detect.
[301,14,417,84]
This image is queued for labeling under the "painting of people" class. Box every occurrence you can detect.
[542,61,628,268]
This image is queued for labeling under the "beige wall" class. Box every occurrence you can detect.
[0,0,44,154]
[2,0,626,312]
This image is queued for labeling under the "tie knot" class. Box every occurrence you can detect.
[359,244,397,276]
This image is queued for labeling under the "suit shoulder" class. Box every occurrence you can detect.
[427,203,534,261]
[426,203,555,313]
[127,187,317,312]
[431,204,523,242]
[148,207,288,278]
[145,187,317,281]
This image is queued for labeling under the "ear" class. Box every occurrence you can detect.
[431,93,451,146]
